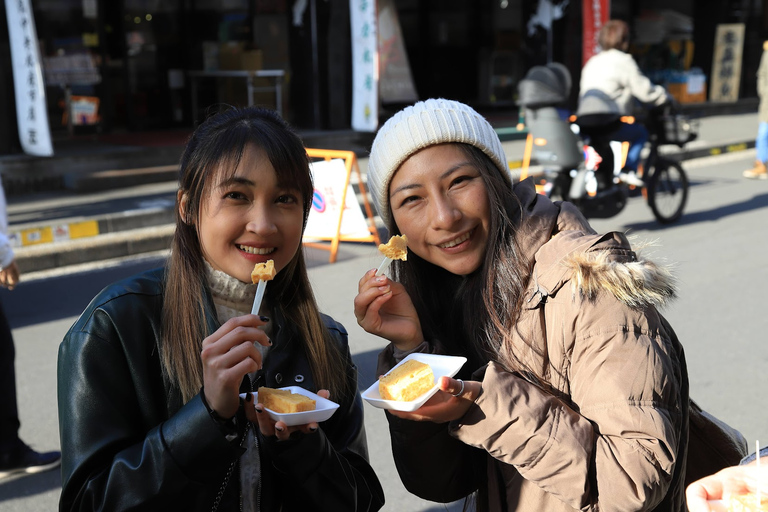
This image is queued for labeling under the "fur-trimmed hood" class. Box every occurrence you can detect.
[529,231,677,310]
[512,179,677,310]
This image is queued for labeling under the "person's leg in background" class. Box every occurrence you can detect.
[0,300,60,479]
[744,121,768,179]
[610,121,648,187]
[0,300,21,452]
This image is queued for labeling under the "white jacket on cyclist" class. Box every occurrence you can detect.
[577,48,669,118]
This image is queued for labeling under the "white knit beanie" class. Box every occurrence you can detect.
[367,98,510,230]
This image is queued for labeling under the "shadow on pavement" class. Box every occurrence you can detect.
[9,191,176,225]
[2,256,167,329]
[0,469,61,502]
[304,243,376,269]
[352,349,380,392]
[619,191,768,232]
[4,240,380,330]
[422,505,466,512]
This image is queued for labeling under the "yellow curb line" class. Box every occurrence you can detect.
[10,219,100,248]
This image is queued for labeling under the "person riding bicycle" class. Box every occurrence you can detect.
[577,19,673,189]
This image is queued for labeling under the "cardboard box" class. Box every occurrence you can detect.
[219,42,244,71]
[218,43,263,71]
[216,43,266,106]
[666,69,707,104]
[667,78,707,104]
[241,50,263,71]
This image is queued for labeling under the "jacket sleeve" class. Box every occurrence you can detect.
[450,302,685,511]
[58,310,243,511]
[374,342,486,503]
[0,232,13,269]
[260,335,385,511]
[623,54,669,107]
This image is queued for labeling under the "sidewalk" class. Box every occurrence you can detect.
[5,110,760,275]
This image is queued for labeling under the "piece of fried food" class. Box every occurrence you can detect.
[729,493,768,511]
[378,359,434,401]
[378,234,408,261]
[257,387,316,413]
[251,260,276,284]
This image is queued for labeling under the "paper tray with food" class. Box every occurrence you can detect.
[240,386,339,426]
[362,353,467,412]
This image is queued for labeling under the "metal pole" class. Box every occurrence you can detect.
[547,6,553,64]
[310,0,321,128]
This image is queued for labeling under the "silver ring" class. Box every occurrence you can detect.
[452,379,465,397]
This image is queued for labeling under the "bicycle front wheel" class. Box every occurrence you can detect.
[646,159,689,224]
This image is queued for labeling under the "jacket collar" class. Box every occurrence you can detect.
[513,179,677,310]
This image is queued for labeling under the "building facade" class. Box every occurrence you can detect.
[0,0,765,155]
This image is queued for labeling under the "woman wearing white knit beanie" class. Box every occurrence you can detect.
[355,99,692,510]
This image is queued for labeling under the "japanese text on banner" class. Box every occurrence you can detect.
[350,0,378,132]
[5,0,53,156]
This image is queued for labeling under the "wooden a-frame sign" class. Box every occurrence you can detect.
[303,148,381,263]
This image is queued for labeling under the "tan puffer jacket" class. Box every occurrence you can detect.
[379,180,688,511]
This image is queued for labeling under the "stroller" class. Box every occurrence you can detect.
[517,63,629,218]
[516,63,693,223]
[517,63,584,177]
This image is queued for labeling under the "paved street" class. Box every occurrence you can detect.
[1,150,767,511]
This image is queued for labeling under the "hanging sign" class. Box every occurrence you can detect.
[5,0,53,156]
[710,23,745,103]
[582,0,609,66]
[349,0,378,132]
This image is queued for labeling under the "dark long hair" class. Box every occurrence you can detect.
[391,144,537,375]
[162,106,348,402]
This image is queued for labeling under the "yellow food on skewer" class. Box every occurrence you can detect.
[378,234,408,261]
[250,260,275,315]
[251,260,276,284]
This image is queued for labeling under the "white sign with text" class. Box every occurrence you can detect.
[304,159,371,240]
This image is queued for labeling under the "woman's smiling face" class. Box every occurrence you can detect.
[191,144,304,283]
[389,143,491,276]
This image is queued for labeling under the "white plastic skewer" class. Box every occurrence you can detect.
[251,279,268,315]
[375,257,392,276]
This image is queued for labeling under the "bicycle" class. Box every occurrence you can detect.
[639,104,696,223]
[520,103,696,224]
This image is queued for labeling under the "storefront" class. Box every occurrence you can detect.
[0,0,765,156]
[611,0,766,107]
[0,0,353,153]
[389,0,767,112]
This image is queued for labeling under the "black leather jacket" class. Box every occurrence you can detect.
[57,267,384,511]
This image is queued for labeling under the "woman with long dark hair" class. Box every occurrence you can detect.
[355,98,688,511]
[58,106,384,511]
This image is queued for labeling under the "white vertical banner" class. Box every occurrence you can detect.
[349,0,378,132]
[5,0,53,156]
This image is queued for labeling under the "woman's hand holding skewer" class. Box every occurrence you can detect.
[354,269,423,352]
[201,314,271,419]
